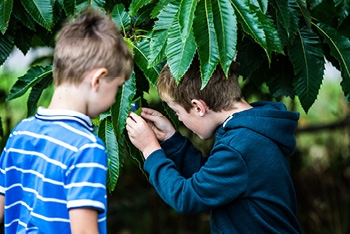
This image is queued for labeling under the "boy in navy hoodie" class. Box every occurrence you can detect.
[126,59,302,233]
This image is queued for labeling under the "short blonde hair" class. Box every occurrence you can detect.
[53,8,133,86]
[157,58,242,112]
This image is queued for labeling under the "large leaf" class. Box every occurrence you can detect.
[14,24,34,55]
[296,0,311,28]
[231,0,267,57]
[27,73,53,116]
[150,0,174,19]
[91,0,105,8]
[258,6,284,58]
[266,55,296,99]
[193,0,219,88]
[211,0,236,76]
[166,15,197,82]
[134,37,162,87]
[253,0,268,14]
[129,0,152,17]
[255,6,284,58]
[236,39,267,79]
[0,30,14,66]
[20,0,53,30]
[270,0,290,35]
[111,73,136,139]
[334,0,350,28]
[289,27,325,112]
[0,0,13,34]
[13,0,36,31]
[98,117,120,192]
[315,23,350,101]
[113,72,145,179]
[62,0,75,16]
[111,4,131,35]
[148,2,178,67]
[178,0,198,39]
[7,65,53,100]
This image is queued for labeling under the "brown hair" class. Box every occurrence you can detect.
[53,8,133,86]
[157,58,242,112]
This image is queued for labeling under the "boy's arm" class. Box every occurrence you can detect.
[0,195,4,223]
[69,208,99,234]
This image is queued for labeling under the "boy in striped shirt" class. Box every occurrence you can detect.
[0,8,133,234]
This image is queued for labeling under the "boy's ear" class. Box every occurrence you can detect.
[191,99,208,116]
[91,68,108,91]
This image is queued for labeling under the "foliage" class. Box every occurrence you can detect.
[0,0,349,191]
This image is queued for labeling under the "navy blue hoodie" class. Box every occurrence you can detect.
[144,101,302,233]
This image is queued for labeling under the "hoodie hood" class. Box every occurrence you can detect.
[220,101,299,156]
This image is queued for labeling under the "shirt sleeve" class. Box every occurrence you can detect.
[65,143,108,213]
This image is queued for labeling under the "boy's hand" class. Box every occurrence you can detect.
[141,108,176,142]
[126,112,162,159]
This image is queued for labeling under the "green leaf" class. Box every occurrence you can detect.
[131,5,153,27]
[20,0,53,30]
[63,0,75,16]
[231,0,267,59]
[193,0,219,88]
[296,0,311,28]
[111,73,136,139]
[0,31,14,66]
[91,0,105,8]
[285,0,300,43]
[166,15,196,82]
[270,0,290,34]
[266,55,296,99]
[110,73,145,184]
[289,27,325,112]
[111,4,131,35]
[236,39,267,79]
[211,0,237,76]
[129,0,152,17]
[0,0,13,34]
[133,38,162,87]
[334,0,350,27]
[315,23,350,102]
[7,65,53,100]
[251,0,268,13]
[125,134,145,177]
[148,2,178,67]
[255,6,283,57]
[150,0,174,19]
[98,118,120,192]
[14,25,34,55]
[27,73,53,116]
[178,0,198,39]
[13,1,36,31]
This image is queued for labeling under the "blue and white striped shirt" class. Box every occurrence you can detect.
[0,107,108,233]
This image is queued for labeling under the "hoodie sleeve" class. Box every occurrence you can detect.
[159,132,207,178]
[144,139,248,214]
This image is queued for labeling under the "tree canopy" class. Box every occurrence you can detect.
[1,0,349,191]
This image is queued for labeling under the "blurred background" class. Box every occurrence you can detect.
[1,48,349,234]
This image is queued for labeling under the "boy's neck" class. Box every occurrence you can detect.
[48,84,88,114]
[217,99,253,123]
